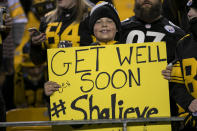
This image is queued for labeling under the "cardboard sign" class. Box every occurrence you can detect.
[47,42,171,131]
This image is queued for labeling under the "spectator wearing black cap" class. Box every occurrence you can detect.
[89,1,121,45]
[59,1,121,47]
[44,1,122,97]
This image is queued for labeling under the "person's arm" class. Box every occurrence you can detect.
[29,18,47,65]
[171,83,195,111]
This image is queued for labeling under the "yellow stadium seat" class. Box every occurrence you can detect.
[6,107,52,131]
[113,0,135,21]
[113,0,164,21]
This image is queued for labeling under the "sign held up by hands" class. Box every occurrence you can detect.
[47,42,171,131]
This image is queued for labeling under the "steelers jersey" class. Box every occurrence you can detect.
[39,10,93,48]
[120,16,186,63]
[176,34,197,99]
[30,9,93,65]
[23,75,47,107]
[170,34,197,127]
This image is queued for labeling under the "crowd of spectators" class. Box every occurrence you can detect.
[1,0,197,131]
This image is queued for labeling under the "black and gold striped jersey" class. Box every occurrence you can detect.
[40,8,93,48]
[174,34,197,99]
[30,8,93,65]
[171,34,197,127]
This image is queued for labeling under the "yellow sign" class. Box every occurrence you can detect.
[47,42,171,131]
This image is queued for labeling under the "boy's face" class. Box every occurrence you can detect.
[93,17,117,43]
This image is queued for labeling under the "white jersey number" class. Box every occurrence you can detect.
[126,30,165,43]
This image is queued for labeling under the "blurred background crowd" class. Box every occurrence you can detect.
[0,0,193,131]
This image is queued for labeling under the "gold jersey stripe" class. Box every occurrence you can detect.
[180,34,190,41]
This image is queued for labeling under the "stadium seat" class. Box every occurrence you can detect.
[6,107,52,131]
[113,0,135,21]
